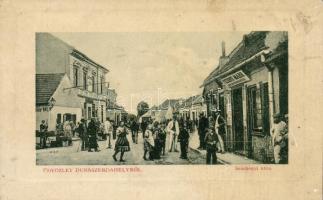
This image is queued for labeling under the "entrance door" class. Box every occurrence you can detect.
[232,87,244,152]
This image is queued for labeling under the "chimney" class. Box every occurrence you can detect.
[221,41,226,57]
[219,41,229,68]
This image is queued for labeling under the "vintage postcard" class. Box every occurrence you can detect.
[35,31,288,166]
[0,0,322,200]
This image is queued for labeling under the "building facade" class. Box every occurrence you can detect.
[36,33,109,124]
[36,74,84,131]
[202,31,288,163]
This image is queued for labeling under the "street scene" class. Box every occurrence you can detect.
[36,31,288,165]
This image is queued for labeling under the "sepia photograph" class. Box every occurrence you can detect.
[35,31,288,165]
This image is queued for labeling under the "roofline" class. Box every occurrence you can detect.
[71,49,109,72]
[200,48,268,88]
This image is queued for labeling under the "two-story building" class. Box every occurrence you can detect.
[36,33,109,124]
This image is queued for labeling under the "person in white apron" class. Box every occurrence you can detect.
[167,113,180,152]
[214,110,226,153]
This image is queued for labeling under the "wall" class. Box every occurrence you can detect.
[36,33,71,74]
[53,75,85,108]
[252,136,273,163]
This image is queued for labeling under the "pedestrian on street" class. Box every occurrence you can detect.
[198,113,209,150]
[130,120,138,144]
[159,123,167,156]
[204,128,219,165]
[152,121,163,159]
[143,124,155,160]
[141,120,148,139]
[178,121,190,159]
[213,109,226,153]
[112,121,130,162]
[39,120,48,149]
[63,120,73,146]
[87,118,100,152]
[166,112,180,152]
[78,119,88,151]
[104,117,113,149]
[112,121,117,140]
[271,113,288,164]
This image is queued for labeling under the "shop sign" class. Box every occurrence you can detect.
[221,70,250,87]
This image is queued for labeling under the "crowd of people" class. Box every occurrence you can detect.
[38,109,288,164]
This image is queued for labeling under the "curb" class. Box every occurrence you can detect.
[189,147,229,165]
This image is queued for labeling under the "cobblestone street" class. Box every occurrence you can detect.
[36,131,211,165]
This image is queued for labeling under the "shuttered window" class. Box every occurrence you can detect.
[248,82,270,135]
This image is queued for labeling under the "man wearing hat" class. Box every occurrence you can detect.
[271,113,288,164]
[198,113,208,150]
[166,112,180,152]
[78,118,88,151]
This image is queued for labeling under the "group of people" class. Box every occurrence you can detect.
[39,109,288,164]
[195,110,226,164]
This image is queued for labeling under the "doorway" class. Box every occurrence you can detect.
[232,87,244,152]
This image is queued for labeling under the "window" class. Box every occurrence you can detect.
[92,76,95,92]
[56,114,61,124]
[73,67,78,87]
[248,85,262,131]
[100,76,104,94]
[83,70,87,90]
[247,82,270,135]
[87,107,92,119]
[261,83,270,134]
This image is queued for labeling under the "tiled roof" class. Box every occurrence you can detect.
[36,73,65,105]
[202,31,268,86]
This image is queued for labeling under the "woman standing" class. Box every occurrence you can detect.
[112,121,130,162]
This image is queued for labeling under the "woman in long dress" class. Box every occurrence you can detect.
[143,124,155,160]
[112,121,130,162]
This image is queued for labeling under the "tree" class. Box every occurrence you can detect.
[137,101,149,117]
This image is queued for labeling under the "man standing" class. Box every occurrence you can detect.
[78,119,88,151]
[198,113,208,150]
[178,122,190,159]
[271,113,288,164]
[141,120,148,139]
[39,120,48,149]
[167,113,180,152]
[204,128,219,164]
[104,117,112,149]
[87,118,99,152]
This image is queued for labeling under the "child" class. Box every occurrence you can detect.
[204,128,219,164]
[143,124,155,160]
[178,122,190,159]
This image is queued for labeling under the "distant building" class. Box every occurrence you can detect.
[36,74,84,131]
[201,31,288,163]
[36,33,109,124]
[178,95,207,122]
[105,88,125,124]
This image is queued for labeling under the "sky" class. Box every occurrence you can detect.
[53,32,248,114]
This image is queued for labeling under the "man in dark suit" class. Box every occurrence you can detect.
[198,113,208,150]
[78,119,88,151]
